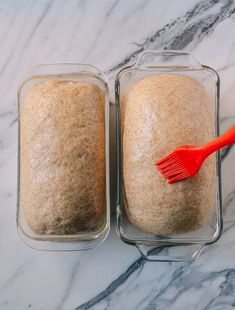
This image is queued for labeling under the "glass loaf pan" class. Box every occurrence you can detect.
[115,50,222,262]
[17,64,110,251]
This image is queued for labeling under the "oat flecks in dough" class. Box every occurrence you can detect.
[20,80,106,235]
[123,74,215,235]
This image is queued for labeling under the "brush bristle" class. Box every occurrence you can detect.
[156,152,175,165]
[156,154,187,176]
[167,171,190,184]
[156,152,191,183]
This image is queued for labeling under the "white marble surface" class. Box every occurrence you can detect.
[0,0,235,309]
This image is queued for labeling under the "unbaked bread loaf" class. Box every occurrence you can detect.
[20,80,106,235]
[122,74,215,235]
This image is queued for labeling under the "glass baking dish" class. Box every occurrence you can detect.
[115,50,222,261]
[17,64,110,251]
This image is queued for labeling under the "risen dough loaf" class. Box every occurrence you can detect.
[123,74,215,235]
[20,80,106,235]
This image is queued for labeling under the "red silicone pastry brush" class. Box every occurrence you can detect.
[155,124,235,184]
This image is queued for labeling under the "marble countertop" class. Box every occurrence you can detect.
[0,0,235,309]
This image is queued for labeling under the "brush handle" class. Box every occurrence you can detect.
[202,124,235,157]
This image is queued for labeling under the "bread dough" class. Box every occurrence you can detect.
[122,74,215,235]
[20,80,106,235]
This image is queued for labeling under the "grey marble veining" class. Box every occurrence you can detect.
[0,0,235,309]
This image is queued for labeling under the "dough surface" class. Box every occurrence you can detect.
[20,80,106,235]
[122,74,215,235]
